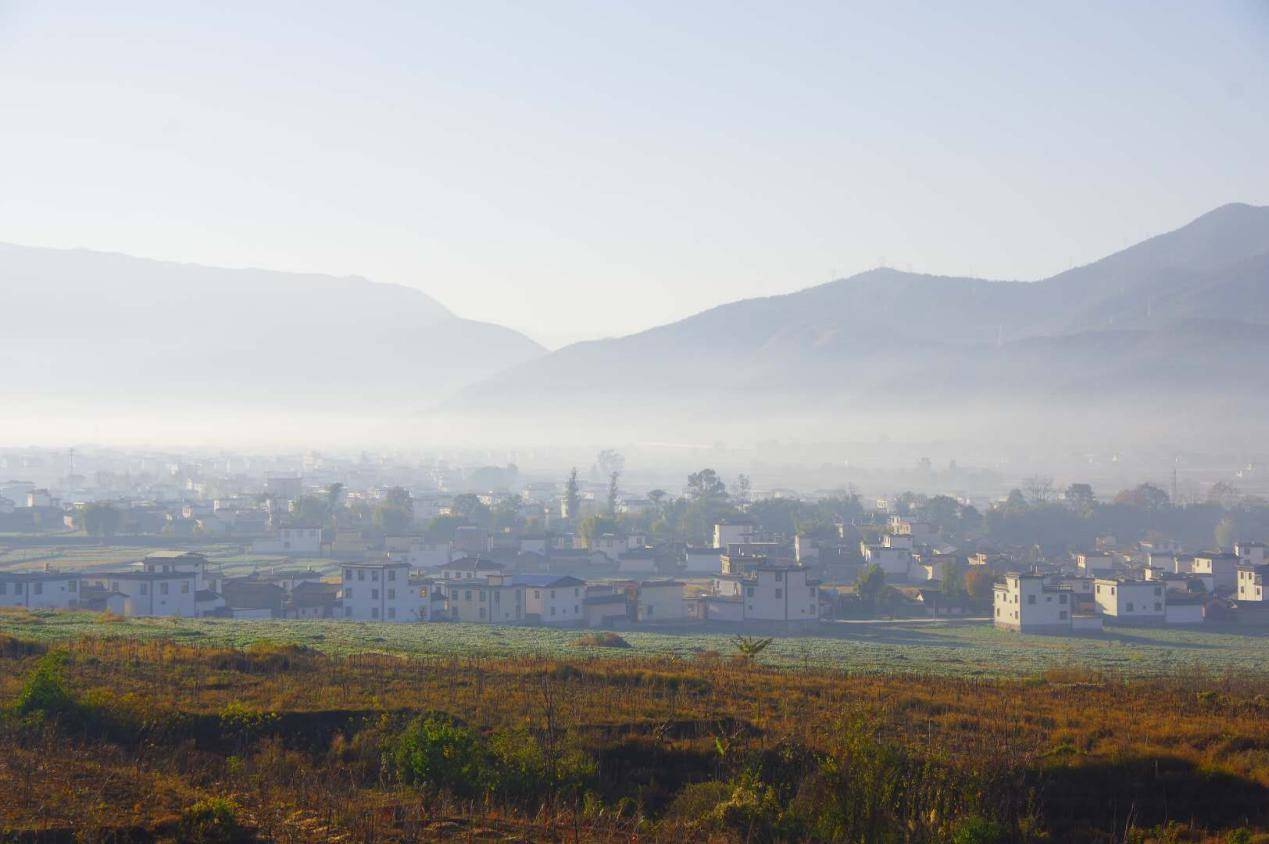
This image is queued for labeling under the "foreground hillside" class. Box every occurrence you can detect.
[1,632,1267,842]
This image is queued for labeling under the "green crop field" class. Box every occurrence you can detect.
[1,608,1266,678]
[0,543,336,578]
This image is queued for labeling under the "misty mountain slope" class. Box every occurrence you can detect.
[454,203,1269,411]
[0,243,545,404]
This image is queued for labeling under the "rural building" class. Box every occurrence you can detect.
[684,546,723,574]
[447,577,525,623]
[635,580,686,623]
[514,574,585,624]
[340,561,423,621]
[1094,578,1165,623]
[1164,593,1205,624]
[1192,553,1239,594]
[714,520,754,548]
[0,572,80,609]
[1076,552,1114,576]
[741,565,819,623]
[252,525,322,555]
[438,556,506,581]
[1237,564,1267,603]
[82,572,198,617]
[583,591,630,627]
[993,573,1072,632]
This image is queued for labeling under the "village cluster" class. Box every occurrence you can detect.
[1,444,1267,634]
[2,483,1266,634]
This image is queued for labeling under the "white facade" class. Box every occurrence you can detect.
[742,566,819,623]
[85,573,199,617]
[0,573,80,609]
[861,544,912,579]
[440,558,506,581]
[1192,554,1239,594]
[1076,552,1114,575]
[447,580,525,623]
[1094,578,1165,621]
[253,526,322,555]
[517,576,585,624]
[143,552,212,592]
[340,562,426,621]
[617,549,657,574]
[993,573,1072,632]
[1237,565,1267,602]
[881,533,914,550]
[636,581,686,623]
[684,547,724,574]
[714,522,754,549]
[1236,543,1266,567]
[794,535,820,563]
[1165,599,1205,625]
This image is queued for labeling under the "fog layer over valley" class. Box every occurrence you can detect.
[3,204,1268,456]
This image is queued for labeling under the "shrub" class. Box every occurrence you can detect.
[12,651,81,722]
[574,632,631,648]
[177,797,252,843]
[0,634,46,659]
[390,714,485,797]
[951,816,1009,844]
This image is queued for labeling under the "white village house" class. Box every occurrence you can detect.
[340,561,427,621]
[1094,577,1166,623]
[741,564,819,624]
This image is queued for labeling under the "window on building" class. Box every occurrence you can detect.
[388,569,396,581]
[1126,602,1134,612]
[371,608,379,618]
[388,589,395,600]
[775,588,783,599]
[1027,594,1036,605]
[33,583,42,595]
[344,569,352,579]
[372,570,379,582]
[1059,610,1068,620]
[358,570,365,581]
[345,588,353,598]
[1154,602,1162,611]
[0,583,6,595]
[388,608,396,619]
[371,589,379,600]
[550,606,556,616]
[140,584,149,595]
[181,581,190,594]
[1059,593,1068,604]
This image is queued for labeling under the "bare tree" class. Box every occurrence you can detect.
[1023,475,1054,505]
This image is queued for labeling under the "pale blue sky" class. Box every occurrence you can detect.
[1,1,1266,347]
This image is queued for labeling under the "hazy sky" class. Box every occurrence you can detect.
[1,1,1266,347]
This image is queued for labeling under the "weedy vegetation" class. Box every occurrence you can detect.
[0,628,1266,841]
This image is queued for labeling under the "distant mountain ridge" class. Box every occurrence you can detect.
[449,203,1269,445]
[0,243,545,406]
